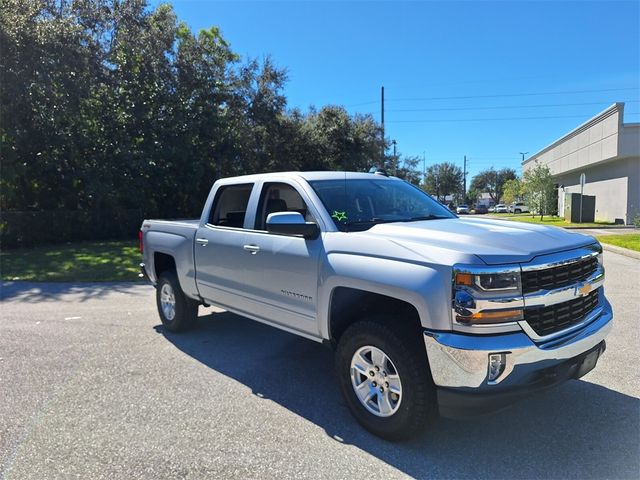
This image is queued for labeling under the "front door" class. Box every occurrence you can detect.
[241,182,322,335]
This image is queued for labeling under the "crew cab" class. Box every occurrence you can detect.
[140,171,612,440]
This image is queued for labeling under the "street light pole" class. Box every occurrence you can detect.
[380,86,385,164]
[520,152,529,162]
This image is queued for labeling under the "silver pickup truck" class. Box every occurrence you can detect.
[140,171,612,440]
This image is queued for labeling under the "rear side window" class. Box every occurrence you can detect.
[209,184,253,228]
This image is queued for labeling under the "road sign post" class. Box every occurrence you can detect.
[579,173,586,223]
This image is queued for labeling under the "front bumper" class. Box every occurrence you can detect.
[424,297,613,417]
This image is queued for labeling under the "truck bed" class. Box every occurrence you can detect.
[141,218,200,298]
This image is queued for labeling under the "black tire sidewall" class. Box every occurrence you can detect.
[335,319,435,440]
[156,272,196,332]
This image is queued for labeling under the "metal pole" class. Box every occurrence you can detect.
[422,150,427,189]
[580,184,584,224]
[579,172,586,223]
[463,155,467,202]
[381,86,385,164]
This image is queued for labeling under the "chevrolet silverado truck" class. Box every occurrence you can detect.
[140,171,612,440]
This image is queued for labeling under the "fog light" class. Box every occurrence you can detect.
[488,353,506,383]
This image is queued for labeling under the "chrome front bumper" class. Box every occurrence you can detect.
[424,296,613,390]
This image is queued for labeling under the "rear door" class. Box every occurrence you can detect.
[194,183,254,309]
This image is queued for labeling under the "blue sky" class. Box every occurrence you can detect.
[163,0,640,181]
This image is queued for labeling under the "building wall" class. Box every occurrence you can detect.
[556,157,639,224]
[523,103,640,224]
[533,107,620,176]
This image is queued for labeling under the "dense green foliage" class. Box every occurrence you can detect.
[522,162,556,220]
[422,162,463,203]
[501,178,523,204]
[1,0,415,246]
[468,168,517,205]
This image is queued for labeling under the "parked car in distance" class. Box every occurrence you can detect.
[509,202,530,214]
[495,204,509,213]
[456,204,469,214]
[473,205,488,214]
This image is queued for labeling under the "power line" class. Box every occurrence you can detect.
[386,100,640,113]
[387,112,640,123]
[386,87,639,103]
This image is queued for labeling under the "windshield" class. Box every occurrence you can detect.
[308,178,456,231]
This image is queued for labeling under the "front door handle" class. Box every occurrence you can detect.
[243,244,260,254]
[196,238,209,246]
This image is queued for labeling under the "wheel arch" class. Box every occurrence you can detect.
[327,287,423,347]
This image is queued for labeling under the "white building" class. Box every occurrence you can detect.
[522,103,640,224]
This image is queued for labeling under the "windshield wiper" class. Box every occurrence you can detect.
[403,215,451,221]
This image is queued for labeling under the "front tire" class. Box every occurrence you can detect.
[514,208,521,214]
[335,317,437,440]
[156,272,198,332]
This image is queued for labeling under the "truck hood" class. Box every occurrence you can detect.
[365,217,596,265]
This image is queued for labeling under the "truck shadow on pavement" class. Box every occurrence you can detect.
[157,310,639,480]
[0,281,151,303]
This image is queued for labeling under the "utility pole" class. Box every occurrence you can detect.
[381,86,385,164]
[463,155,467,203]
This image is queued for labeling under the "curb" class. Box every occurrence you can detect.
[564,226,637,230]
[601,243,640,260]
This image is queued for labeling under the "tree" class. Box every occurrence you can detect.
[469,168,517,205]
[0,0,422,247]
[502,178,523,204]
[394,155,422,186]
[423,162,463,202]
[522,162,556,220]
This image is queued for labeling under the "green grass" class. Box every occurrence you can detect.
[596,234,640,252]
[0,240,142,282]
[487,213,614,228]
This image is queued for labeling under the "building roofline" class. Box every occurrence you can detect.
[522,102,624,166]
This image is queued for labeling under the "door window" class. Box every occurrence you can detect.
[208,183,253,228]
[255,183,314,230]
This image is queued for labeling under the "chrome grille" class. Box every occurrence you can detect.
[524,289,600,337]
[521,256,598,294]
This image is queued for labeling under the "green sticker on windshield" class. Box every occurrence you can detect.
[332,210,347,221]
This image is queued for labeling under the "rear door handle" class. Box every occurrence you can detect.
[196,238,209,246]
[243,244,260,254]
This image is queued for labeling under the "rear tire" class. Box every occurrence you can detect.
[335,316,437,441]
[156,272,198,332]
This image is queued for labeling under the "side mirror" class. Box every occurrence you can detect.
[266,212,320,240]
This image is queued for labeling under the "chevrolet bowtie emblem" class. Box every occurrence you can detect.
[578,283,592,297]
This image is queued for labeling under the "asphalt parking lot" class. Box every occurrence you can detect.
[1,251,639,479]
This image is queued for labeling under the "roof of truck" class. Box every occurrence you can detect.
[218,171,398,183]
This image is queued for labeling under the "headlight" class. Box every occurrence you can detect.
[455,271,521,292]
[452,266,523,327]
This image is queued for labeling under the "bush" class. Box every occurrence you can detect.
[0,209,143,249]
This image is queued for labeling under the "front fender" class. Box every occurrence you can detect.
[317,253,452,339]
